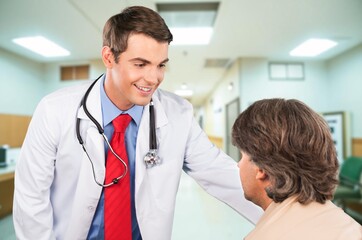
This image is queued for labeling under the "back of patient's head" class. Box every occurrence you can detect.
[232,98,339,205]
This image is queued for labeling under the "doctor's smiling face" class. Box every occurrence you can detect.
[102,33,169,110]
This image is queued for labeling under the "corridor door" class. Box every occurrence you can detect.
[225,98,240,162]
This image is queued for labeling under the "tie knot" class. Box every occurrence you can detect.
[112,114,132,133]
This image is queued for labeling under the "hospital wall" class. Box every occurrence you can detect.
[203,61,240,137]
[326,44,362,137]
[203,59,329,145]
[43,60,105,93]
[0,48,45,115]
[0,48,107,115]
[238,59,328,111]
[203,43,362,157]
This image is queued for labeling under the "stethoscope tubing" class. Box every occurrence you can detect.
[149,100,157,149]
[75,75,158,187]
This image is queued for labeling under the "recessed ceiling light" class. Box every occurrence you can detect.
[290,38,337,57]
[157,2,219,46]
[174,89,193,97]
[12,36,70,57]
[181,83,188,89]
[170,27,213,45]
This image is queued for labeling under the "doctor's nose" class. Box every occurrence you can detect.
[144,68,163,85]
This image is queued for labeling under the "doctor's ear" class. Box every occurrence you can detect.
[102,46,114,68]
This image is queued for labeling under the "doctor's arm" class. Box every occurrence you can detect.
[13,99,58,240]
[183,118,263,224]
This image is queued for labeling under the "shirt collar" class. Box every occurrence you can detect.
[100,75,143,127]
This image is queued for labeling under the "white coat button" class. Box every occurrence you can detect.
[87,206,95,212]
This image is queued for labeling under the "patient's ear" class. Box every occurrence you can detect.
[256,168,268,182]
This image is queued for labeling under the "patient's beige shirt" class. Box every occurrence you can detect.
[246,196,362,240]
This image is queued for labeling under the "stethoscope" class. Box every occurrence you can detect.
[76,75,161,187]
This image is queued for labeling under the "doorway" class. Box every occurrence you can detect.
[225,98,240,161]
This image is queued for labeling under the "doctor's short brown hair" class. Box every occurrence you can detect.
[103,6,173,63]
[232,98,339,204]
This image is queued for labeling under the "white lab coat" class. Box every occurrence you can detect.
[13,79,262,240]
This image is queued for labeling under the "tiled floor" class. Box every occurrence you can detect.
[0,172,254,239]
[172,172,255,239]
[0,214,15,240]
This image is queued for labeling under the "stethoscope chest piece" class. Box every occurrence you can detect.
[144,99,161,168]
[144,149,161,168]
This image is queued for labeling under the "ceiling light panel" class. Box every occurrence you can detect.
[170,27,213,45]
[12,36,70,57]
[157,2,219,27]
[157,2,219,45]
[174,89,194,97]
[290,38,338,57]
[158,3,218,28]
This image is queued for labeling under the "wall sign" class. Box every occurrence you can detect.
[322,112,346,163]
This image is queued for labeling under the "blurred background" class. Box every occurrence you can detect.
[0,0,362,239]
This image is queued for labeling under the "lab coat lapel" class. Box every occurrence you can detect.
[134,91,169,238]
[135,91,168,196]
[65,80,105,239]
[153,94,168,129]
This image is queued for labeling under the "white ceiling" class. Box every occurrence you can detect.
[1,0,362,106]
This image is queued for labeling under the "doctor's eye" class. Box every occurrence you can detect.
[159,63,167,68]
[135,63,146,68]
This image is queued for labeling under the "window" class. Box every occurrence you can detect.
[61,65,89,81]
[268,62,304,80]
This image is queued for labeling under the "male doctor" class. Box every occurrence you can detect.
[13,6,262,240]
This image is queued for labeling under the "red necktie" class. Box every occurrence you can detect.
[104,114,132,240]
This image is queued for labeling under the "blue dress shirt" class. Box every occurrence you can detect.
[87,75,143,239]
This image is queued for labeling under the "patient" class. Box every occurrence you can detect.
[232,98,362,239]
